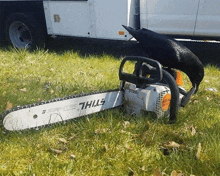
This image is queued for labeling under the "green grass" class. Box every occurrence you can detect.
[0,46,220,176]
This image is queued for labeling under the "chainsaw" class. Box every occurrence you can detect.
[1,56,194,131]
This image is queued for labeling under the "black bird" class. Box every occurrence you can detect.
[123,25,204,93]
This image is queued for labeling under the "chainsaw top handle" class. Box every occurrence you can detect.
[119,56,163,86]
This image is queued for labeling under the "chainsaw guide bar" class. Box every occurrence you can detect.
[1,90,123,131]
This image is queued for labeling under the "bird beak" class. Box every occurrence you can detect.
[122,25,137,39]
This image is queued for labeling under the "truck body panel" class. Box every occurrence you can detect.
[43,0,131,40]
[1,0,220,43]
[195,0,220,37]
[140,0,200,36]
[43,1,91,37]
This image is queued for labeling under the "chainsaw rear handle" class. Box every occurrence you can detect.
[119,56,163,86]
[161,69,180,123]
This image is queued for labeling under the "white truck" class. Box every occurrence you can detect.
[0,0,220,49]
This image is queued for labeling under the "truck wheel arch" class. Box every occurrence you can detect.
[5,13,46,50]
[0,1,47,49]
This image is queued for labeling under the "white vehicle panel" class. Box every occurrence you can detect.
[140,0,200,35]
[195,0,220,37]
[93,0,129,40]
[43,0,131,40]
[44,1,90,37]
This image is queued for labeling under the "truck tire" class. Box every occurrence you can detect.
[5,13,46,50]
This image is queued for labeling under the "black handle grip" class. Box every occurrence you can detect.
[119,56,163,85]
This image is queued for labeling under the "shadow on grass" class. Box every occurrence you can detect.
[180,40,220,67]
[45,36,146,59]
[1,36,220,66]
[46,37,220,67]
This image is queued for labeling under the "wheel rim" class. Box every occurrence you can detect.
[9,21,32,49]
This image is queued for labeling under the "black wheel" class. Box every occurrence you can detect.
[5,13,46,50]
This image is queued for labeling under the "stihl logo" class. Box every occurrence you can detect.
[79,99,105,110]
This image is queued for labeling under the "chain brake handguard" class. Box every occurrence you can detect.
[119,56,163,87]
